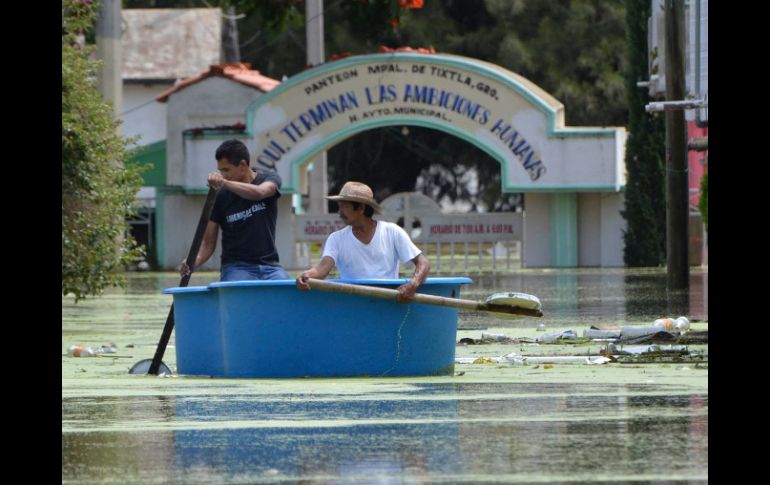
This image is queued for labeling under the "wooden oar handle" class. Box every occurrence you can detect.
[147,187,218,376]
[305,279,542,317]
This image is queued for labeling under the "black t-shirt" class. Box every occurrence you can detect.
[210,171,282,266]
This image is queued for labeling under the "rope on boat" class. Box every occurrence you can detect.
[379,304,410,377]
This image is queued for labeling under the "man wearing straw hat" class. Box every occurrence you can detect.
[296,181,430,303]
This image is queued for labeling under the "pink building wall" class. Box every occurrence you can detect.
[687,121,708,210]
[687,121,707,266]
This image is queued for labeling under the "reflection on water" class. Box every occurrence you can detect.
[62,269,707,483]
[173,393,461,483]
[465,268,707,327]
[62,384,707,483]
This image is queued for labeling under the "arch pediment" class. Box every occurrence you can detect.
[245,53,625,193]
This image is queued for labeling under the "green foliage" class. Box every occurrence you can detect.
[325,0,628,210]
[699,171,707,233]
[63,0,146,301]
[620,0,666,266]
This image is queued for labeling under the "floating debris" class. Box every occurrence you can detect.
[504,353,613,365]
[67,344,95,357]
[481,332,514,343]
[536,329,578,343]
[458,337,478,345]
[456,356,505,364]
[455,354,613,365]
[677,330,708,344]
[653,316,690,332]
[457,335,535,345]
[67,343,119,357]
[584,328,621,339]
[472,357,497,364]
[616,329,678,344]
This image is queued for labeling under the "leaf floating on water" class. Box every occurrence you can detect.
[472,357,495,364]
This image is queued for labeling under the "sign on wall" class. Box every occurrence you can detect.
[246,53,625,194]
[295,213,522,244]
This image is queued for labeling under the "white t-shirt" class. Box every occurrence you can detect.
[322,220,421,279]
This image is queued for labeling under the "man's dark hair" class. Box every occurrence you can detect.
[215,139,250,166]
[351,202,374,218]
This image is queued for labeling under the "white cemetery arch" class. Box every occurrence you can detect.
[243,53,626,268]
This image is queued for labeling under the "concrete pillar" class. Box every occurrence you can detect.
[275,196,299,271]
[306,0,328,216]
[577,193,601,267]
[599,192,625,267]
[522,193,551,268]
[95,0,122,116]
[551,193,577,267]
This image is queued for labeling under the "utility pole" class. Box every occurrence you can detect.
[223,6,241,63]
[664,0,689,289]
[306,0,328,215]
[95,0,122,117]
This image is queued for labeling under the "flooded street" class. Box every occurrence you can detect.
[62,268,707,483]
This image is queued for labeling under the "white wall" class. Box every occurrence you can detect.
[166,77,268,187]
[578,193,602,266]
[524,191,625,268]
[274,196,300,270]
[160,192,222,271]
[522,193,552,267]
[685,0,708,122]
[599,192,625,267]
[121,83,169,146]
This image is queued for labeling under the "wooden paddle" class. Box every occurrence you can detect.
[305,278,544,318]
[129,186,218,375]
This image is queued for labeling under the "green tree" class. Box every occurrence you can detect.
[620,0,666,266]
[63,0,145,301]
[324,0,627,210]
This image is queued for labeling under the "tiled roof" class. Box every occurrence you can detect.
[378,45,436,54]
[156,63,281,102]
[122,8,222,81]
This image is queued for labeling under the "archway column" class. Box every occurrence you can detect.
[522,193,577,268]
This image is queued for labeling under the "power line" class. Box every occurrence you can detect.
[117,96,161,118]
[117,1,345,121]
[238,29,263,49]
[241,0,345,60]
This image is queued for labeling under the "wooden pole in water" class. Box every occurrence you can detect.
[664,0,689,289]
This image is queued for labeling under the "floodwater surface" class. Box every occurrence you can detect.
[62,268,707,484]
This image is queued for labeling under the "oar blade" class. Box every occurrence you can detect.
[482,291,543,318]
[128,358,172,376]
[485,291,542,310]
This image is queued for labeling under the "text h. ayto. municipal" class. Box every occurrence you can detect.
[256,83,545,181]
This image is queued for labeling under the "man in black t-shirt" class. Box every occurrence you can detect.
[180,139,290,281]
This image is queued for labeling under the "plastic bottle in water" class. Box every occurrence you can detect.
[67,344,95,357]
[653,316,690,332]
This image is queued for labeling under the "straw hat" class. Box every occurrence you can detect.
[325,181,383,214]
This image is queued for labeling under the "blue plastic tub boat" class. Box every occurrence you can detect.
[163,277,472,378]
